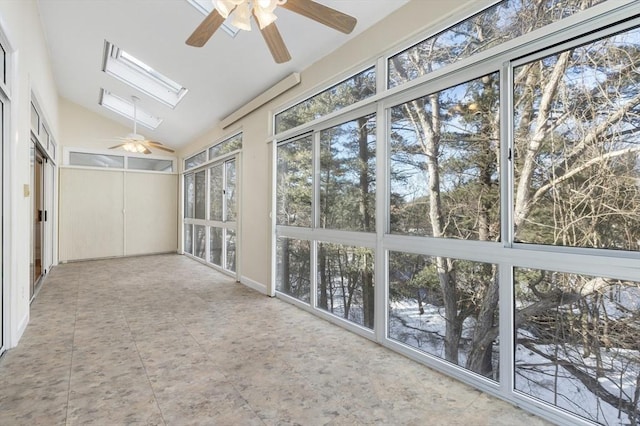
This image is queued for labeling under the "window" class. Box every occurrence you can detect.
[389,252,499,379]
[0,41,5,86]
[273,2,640,425]
[128,157,173,172]
[276,135,312,227]
[184,173,195,219]
[208,133,242,160]
[102,41,188,108]
[69,152,125,169]
[30,102,39,134]
[194,170,206,220]
[320,115,376,232]
[388,0,607,88]
[276,238,310,303]
[275,67,376,134]
[317,242,374,329]
[513,26,640,252]
[390,73,500,239]
[514,268,640,425]
[183,156,239,275]
[184,151,206,170]
[99,89,162,130]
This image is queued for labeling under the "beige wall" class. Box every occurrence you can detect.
[178,0,473,293]
[0,0,60,346]
[59,97,132,150]
[59,168,178,262]
[58,99,178,262]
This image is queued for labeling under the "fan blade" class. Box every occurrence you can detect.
[146,141,176,153]
[280,0,356,34]
[142,147,152,155]
[186,9,227,47]
[258,22,291,64]
[109,143,126,149]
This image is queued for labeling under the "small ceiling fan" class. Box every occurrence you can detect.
[186,0,357,63]
[109,96,175,155]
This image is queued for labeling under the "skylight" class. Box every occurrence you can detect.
[102,41,188,108]
[99,89,163,130]
[186,0,240,37]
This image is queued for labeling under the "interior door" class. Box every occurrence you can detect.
[30,142,45,300]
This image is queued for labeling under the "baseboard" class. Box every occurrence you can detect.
[240,276,268,295]
[12,311,29,348]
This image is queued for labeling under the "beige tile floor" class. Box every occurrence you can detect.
[0,254,552,425]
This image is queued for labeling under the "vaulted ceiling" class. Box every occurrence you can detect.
[37,0,410,150]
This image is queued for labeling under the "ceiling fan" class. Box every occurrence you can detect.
[109,96,175,155]
[186,0,357,63]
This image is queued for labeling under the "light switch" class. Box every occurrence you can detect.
[23,184,30,197]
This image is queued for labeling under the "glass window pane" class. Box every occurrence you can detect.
[275,67,376,133]
[42,126,50,148]
[226,229,236,272]
[69,152,125,169]
[185,151,206,170]
[0,42,5,85]
[389,251,500,380]
[320,114,376,232]
[225,160,236,222]
[184,224,193,255]
[317,242,374,329]
[128,157,173,172]
[388,0,606,88]
[194,224,206,260]
[209,164,223,221]
[209,227,222,266]
[209,133,242,159]
[31,102,39,134]
[276,238,310,303]
[277,135,313,227]
[514,267,640,425]
[513,27,640,251]
[390,73,500,240]
[194,170,206,220]
[184,173,195,219]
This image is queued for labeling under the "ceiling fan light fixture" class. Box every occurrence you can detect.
[214,0,242,18]
[254,8,277,29]
[231,2,253,31]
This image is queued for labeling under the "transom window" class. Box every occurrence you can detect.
[275,66,376,134]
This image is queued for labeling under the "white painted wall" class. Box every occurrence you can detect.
[0,0,60,347]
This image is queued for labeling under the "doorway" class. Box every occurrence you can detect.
[30,141,45,300]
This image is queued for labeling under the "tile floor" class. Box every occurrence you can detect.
[0,254,551,425]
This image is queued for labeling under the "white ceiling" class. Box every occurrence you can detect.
[37,0,409,150]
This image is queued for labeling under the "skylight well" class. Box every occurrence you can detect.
[102,41,188,108]
[99,89,162,130]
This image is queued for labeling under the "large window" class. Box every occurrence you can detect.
[390,73,500,239]
[388,0,607,88]
[320,115,376,232]
[512,26,640,252]
[276,112,377,328]
[275,67,376,134]
[514,268,640,425]
[276,135,312,227]
[389,252,500,379]
[274,1,640,425]
[183,147,239,276]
